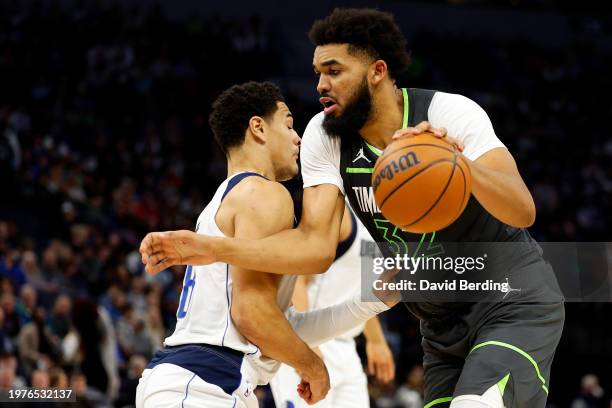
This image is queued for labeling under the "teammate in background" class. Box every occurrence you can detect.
[136,81,390,408]
[140,9,564,408]
[270,205,395,408]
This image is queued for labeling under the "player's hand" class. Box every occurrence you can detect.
[366,340,396,384]
[139,230,216,275]
[392,121,464,152]
[296,358,330,405]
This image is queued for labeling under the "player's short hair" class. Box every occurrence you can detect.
[209,81,285,154]
[308,8,411,79]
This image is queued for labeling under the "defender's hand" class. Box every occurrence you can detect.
[366,340,395,384]
[392,121,464,152]
[139,230,216,275]
[296,358,330,405]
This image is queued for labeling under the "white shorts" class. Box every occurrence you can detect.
[136,344,259,408]
[269,337,369,408]
[136,363,258,408]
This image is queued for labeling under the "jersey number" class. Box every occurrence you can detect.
[177,265,195,319]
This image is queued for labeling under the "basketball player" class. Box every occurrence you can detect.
[135,82,390,408]
[270,205,395,408]
[140,9,564,408]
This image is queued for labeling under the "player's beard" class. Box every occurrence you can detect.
[322,77,372,140]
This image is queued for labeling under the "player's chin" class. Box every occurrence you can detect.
[277,163,299,181]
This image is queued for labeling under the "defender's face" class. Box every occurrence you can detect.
[313,44,370,117]
[267,102,301,181]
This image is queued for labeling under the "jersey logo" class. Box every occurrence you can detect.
[352,147,371,163]
[352,186,381,215]
[502,277,522,299]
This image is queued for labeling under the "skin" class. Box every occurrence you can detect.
[292,206,396,384]
[193,101,331,404]
[140,43,535,278]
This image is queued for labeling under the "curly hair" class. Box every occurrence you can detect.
[209,81,285,154]
[308,8,411,79]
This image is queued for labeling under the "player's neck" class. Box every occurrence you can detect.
[359,85,403,150]
[226,150,276,181]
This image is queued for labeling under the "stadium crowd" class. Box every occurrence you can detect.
[0,1,610,407]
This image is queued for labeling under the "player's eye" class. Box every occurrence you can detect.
[330,69,340,76]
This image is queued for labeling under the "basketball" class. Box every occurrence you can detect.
[372,132,472,233]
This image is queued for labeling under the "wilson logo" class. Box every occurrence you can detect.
[372,151,420,192]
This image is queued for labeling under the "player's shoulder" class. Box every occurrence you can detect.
[225,176,294,232]
[226,176,293,209]
[302,112,326,141]
[429,91,490,124]
[301,111,341,155]
[431,91,481,111]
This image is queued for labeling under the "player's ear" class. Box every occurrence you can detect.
[369,60,388,86]
[248,116,267,145]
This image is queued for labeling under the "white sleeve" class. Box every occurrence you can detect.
[300,112,345,195]
[285,294,390,347]
[428,92,506,161]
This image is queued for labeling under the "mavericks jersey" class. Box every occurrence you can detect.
[165,172,296,357]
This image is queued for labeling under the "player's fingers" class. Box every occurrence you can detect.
[367,357,375,375]
[431,126,447,138]
[145,258,171,275]
[392,128,419,140]
[414,121,432,133]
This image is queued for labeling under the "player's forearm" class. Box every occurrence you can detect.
[287,294,391,347]
[232,296,323,374]
[468,159,536,228]
[363,317,387,344]
[211,228,335,275]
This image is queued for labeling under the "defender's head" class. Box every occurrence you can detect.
[209,81,300,181]
[309,8,411,138]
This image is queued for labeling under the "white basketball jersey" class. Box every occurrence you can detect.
[307,210,375,340]
[164,172,296,357]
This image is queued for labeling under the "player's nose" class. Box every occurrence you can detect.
[317,75,330,94]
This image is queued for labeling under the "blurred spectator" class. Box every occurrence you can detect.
[48,294,72,340]
[49,366,69,388]
[0,250,26,291]
[31,369,50,388]
[115,354,147,408]
[0,308,16,355]
[1,292,21,338]
[116,304,155,360]
[17,307,57,377]
[16,283,37,325]
[72,372,112,408]
[395,365,424,408]
[0,354,26,390]
[571,374,605,408]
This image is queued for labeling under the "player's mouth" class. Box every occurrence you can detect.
[319,97,338,115]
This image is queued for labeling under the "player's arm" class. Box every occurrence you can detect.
[140,183,344,275]
[226,179,329,403]
[463,147,535,227]
[394,95,536,228]
[363,317,395,384]
[292,275,313,312]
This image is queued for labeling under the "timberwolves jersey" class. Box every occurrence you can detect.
[301,88,539,319]
[164,172,296,382]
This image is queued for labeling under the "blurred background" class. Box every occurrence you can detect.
[0,0,610,407]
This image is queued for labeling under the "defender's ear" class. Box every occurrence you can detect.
[248,116,266,145]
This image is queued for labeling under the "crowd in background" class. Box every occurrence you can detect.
[0,1,610,407]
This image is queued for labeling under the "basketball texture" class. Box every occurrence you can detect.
[372,133,471,233]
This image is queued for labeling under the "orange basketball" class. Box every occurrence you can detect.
[372,133,471,233]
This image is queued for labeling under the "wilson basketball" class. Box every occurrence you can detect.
[372,133,471,233]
